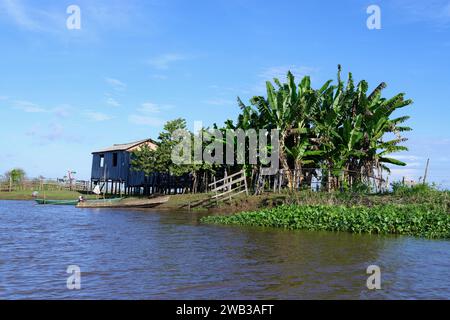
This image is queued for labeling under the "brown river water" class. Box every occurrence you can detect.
[0,200,449,299]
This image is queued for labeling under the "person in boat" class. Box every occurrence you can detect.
[78,195,85,203]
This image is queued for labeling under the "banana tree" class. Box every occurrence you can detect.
[249,72,302,190]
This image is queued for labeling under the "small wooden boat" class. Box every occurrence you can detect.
[76,196,170,209]
[35,199,78,205]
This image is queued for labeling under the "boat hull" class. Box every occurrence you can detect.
[76,196,169,209]
[35,199,78,205]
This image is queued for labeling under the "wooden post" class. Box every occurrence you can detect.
[9,176,12,192]
[423,158,430,185]
[327,169,331,193]
[279,169,282,193]
[273,171,277,193]
[213,176,218,206]
[244,170,249,196]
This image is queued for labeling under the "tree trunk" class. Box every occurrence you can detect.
[279,139,293,191]
[294,161,304,190]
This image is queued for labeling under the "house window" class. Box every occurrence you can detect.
[100,154,105,168]
[112,153,118,167]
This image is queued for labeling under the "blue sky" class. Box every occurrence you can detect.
[0,0,449,186]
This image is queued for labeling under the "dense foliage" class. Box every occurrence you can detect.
[131,118,189,176]
[226,65,412,190]
[202,204,450,239]
[131,118,216,192]
[131,66,413,193]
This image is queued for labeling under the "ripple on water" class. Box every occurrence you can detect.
[1,200,449,299]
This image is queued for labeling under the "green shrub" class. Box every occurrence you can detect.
[391,182,438,196]
[201,204,450,239]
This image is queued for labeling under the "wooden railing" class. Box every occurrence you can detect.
[209,170,248,204]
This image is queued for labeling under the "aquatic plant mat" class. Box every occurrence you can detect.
[202,204,450,239]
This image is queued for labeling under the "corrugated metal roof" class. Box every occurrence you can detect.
[92,138,157,154]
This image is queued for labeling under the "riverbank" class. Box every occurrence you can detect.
[1,184,449,214]
[0,190,100,201]
[0,190,212,209]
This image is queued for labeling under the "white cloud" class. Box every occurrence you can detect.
[151,74,169,80]
[128,114,165,127]
[139,102,161,113]
[392,0,450,26]
[128,102,169,127]
[385,154,427,181]
[82,1,145,30]
[51,105,72,118]
[388,168,422,181]
[0,0,65,33]
[10,99,80,122]
[0,0,144,35]
[84,111,113,122]
[26,123,82,144]
[138,102,174,114]
[1,0,41,30]
[105,77,127,91]
[147,53,187,70]
[106,97,120,107]
[259,65,318,81]
[391,154,423,162]
[13,100,47,113]
[12,100,74,116]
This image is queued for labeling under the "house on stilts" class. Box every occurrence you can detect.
[90,138,192,196]
[90,139,157,195]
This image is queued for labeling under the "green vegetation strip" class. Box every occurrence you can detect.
[201,205,450,239]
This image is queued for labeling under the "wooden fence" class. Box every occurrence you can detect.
[209,170,248,204]
[0,179,91,193]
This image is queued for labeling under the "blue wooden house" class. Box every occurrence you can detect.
[90,138,158,195]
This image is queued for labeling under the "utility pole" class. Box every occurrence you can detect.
[423,158,430,185]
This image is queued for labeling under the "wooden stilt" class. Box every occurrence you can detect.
[423,158,430,185]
